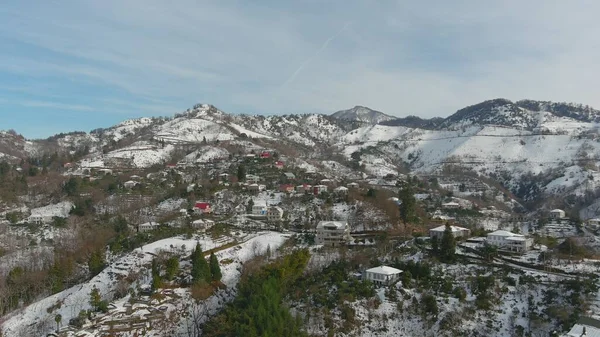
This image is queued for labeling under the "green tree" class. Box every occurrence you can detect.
[209,252,222,281]
[89,286,101,311]
[439,223,456,263]
[398,180,417,225]
[237,164,246,182]
[165,256,180,280]
[88,250,106,276]
[63,177,79,196]
[191,243,210,284]
[55,314,62,332]
[151,258,163,291]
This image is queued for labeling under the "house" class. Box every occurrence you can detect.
[235,204,246,214]
[248,183,266,192]
[347,182,359,189]
[441,202,460,209]
[246,174,260,184]
[587,218,600,229]
[63,162,74,169]
[97,169,113,176]
[138,221,159,233]
[429,225,470,240]
[123,180,139,189]
[563,316,600,337]
[486,230,533,253]
[267,206,284,222]
[274,161,285,169]
[166,164,177,169]
[296,184,312,193]
[316,221,352,246]
[333,186,349,194]
[192,219,215,231]
[313,185,328,195]
[320,179,334,185]
[280,184,295,193]
[193,202,212,214]
[260,151,271,159]
[549,209,566,220]
[218,173,229,181]
[28,214,53,225]
[252,204,268,216]
[130,175,141,180]
[283,172,296,180]
[364,266,403,286]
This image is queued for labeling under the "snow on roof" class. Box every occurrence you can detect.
[565,316,600,337]
[487,230,524,237]
[429,225,469,232]
[366,265,402,275]
[317,221,347,230]
[550,209,565,212]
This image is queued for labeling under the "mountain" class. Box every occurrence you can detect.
[330,105,395,124]
[379,115,444,129]
[4,98,600,209]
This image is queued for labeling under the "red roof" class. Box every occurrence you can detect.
[194,202,210,209]
[260,152,271,158]
[275,161,284,166]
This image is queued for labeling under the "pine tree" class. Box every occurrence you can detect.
[209,252,222,281]
[55,314,62,332]
[398,179,417,225]
[89,286,101,311]
[237,164,246,182]
[191,243,210,284]
[165,256,179,280]
[439,223,456,263]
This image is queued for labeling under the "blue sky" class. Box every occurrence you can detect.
[1,1,600,138]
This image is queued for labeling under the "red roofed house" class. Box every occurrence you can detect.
[260,151,271,159]
[274,161,284,169]
[280,184,294,193]
[166,163,177,169]
[193,202,212,214]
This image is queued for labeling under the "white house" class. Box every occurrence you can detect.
[347,182,359,189]
[252,204,268,216]
[138,221,159,233]
[28,214,53,225]
[248,183,266,192]
[364,266,403,286]
[123,180,139,189]
[587,218,600,229]
[486,230,533,253]
[316,221,352,246]
[549,209,566,220]
[192,219,215,231]
[333,186,349,194]
[313,185,328,195]
[429,225,470,240]
[267,206,284,222]
[442,202,460,209]
[246,174,260,184]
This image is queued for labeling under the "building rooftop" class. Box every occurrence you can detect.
[317,221,347,230]
[430,225,469,232]
[487,230,524,237]
[366,265,402,275]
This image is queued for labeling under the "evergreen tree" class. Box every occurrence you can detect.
[237,164,246,182]
[439,223,456,263]
[151,258,162,291]
[88,250,106,276]
[165,256,180,280]
[191,243,210,284]
[55,314,62,332]
[431,236,439,255]
[209,252,222,281]
[398,179,417,225]
[89,286,101,311]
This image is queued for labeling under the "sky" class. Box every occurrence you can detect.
[1,0,600,138]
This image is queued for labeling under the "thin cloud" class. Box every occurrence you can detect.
[20,100,95,111]
[282,22,352,87]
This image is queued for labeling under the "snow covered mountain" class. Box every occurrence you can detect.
[5,98,600,208]
[331,105,395,124]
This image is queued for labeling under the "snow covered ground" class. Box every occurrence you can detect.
[1,231,289,337]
